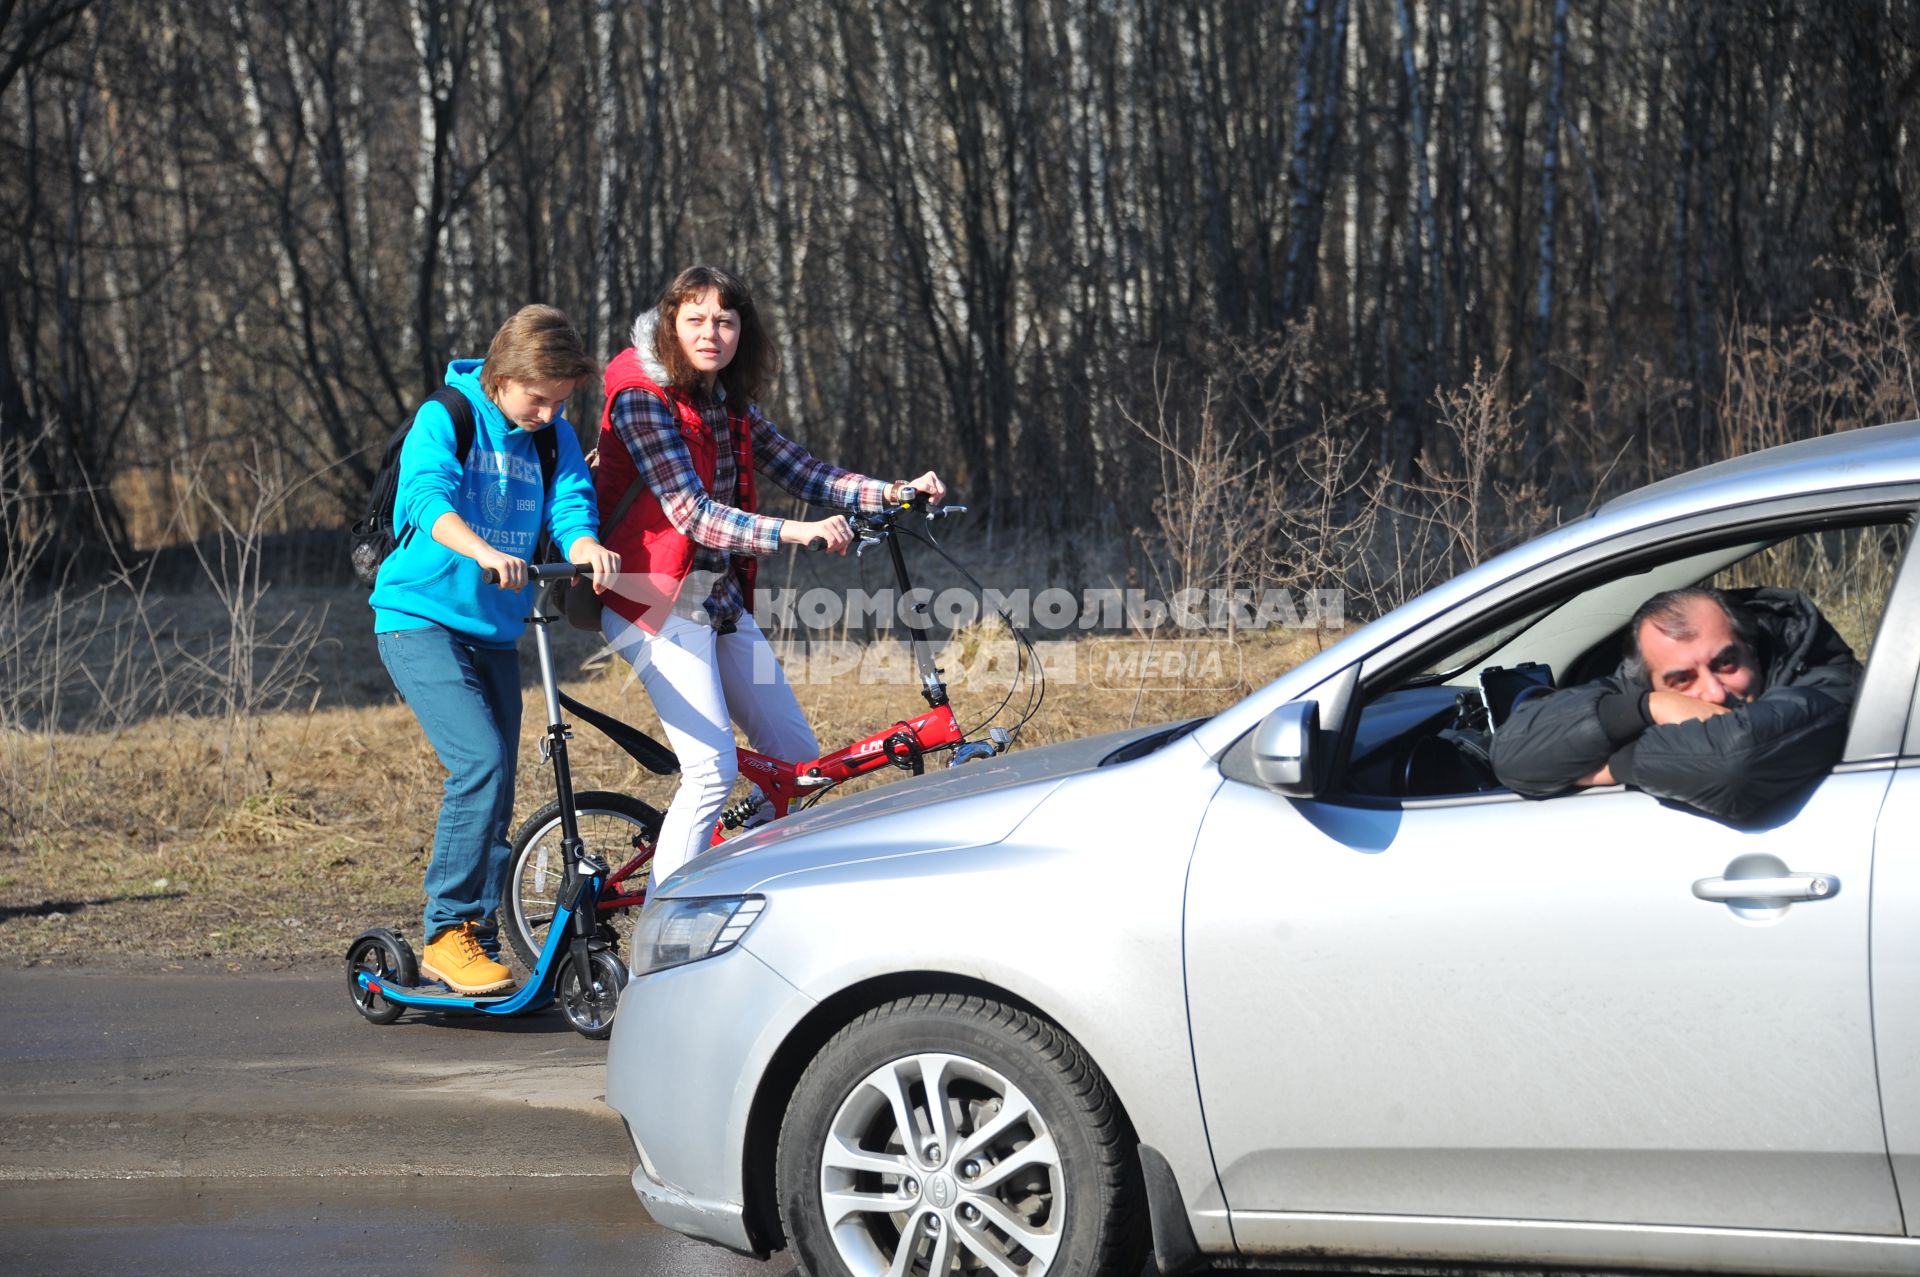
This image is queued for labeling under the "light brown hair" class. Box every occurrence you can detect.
[479,304,596,398]
[651,266,776,403]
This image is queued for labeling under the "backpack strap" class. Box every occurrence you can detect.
[395,388,479,549]
[533,423,559,490]
[428,386,478,468]
[530,422,567,562]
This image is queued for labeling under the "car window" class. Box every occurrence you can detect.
[1710,523,1908,662]
[1332,517,1913,804]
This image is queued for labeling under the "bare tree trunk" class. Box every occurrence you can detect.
[1528,0,1568,459]
[1395,0,1442,369]
[1852,0,1920,314]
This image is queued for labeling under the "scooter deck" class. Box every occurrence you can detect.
[386,981,518,1006]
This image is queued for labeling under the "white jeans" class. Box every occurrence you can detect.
[602,609,819,882]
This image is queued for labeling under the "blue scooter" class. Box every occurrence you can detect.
[346,562,629,1039]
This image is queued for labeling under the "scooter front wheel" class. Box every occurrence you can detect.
[346,928,417,1026]
[556,947,628,1039]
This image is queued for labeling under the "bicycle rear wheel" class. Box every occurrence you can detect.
[504,791,660,973]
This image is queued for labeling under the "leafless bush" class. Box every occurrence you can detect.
[166,448,329,788]
[1715,524,1909,661]
[1124,347,1559,627]
[1125,261,1920,636]
[1400,357,1555,566]
[1716,261,1920,460]
[1273,421,1439,620]
[1121,356,1288,635]
[1,432,328,819]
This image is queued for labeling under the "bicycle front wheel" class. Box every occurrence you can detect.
[504,791,661,973]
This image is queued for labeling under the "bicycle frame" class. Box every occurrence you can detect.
[562,493,1011,901]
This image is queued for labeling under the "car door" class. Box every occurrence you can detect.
[1184,522,1920,1248]
[1871,621,1920,1236]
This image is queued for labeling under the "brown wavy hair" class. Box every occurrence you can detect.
[651,265,777,403]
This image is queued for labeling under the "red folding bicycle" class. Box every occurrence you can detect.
[501,491,1043,970]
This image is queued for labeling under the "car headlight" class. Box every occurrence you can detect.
[631,895,766,976]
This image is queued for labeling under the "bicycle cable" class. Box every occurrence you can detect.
[892,525,1048,740]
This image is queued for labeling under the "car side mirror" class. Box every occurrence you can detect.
[1251,700,1321,797]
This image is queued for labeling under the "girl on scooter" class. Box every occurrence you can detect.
[371,304,621,995]
[595,266,944,883]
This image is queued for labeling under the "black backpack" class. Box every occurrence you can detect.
[350,387,560,586]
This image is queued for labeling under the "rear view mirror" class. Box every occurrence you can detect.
[1252,700,1320,797]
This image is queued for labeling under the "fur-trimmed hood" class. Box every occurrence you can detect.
[628,309,670,385]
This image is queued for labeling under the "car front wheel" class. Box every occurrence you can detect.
[775,993,1146,1277]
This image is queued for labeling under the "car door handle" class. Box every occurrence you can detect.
[1691,873,1840,904]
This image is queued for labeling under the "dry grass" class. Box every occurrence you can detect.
[0,586,1333,970]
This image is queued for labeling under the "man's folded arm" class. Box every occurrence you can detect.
[1607,686,1852,820]
[1490,682,1634,795]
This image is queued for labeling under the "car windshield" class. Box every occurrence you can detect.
[1413,600,1562,682]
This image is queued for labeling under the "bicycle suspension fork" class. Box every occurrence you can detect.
[883,529,948,709]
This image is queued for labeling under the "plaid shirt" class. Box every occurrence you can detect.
[608,384,890,627]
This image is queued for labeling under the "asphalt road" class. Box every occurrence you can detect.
[0,967,1525,1277]
[0,966,787,1277]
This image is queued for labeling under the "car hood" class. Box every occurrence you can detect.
[660,720,1188,895]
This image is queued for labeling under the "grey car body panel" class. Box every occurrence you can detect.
[605,943,814,1253]
[1228,1213,1919,1275]
[659,722,1182,899]
[1598,418,1920,516]
[1871,766,1920,1236]
[1186,768,1900,1233]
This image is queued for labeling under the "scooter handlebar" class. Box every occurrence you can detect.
[481,562,593,585]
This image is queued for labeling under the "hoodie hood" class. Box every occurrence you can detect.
[1736,585,1860,695]
[445,357,489,410]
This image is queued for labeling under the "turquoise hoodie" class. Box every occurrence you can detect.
[370,359,599,646]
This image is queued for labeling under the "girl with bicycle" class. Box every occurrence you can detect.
[595,266,944,882]
[371,305,621,995]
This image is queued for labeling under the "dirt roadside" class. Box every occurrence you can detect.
[3,580,1328,971]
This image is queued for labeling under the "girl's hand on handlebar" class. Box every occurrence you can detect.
[568,539,622,594]
[889,471,947,506]
[474,548,527,590]
[783,516,855,554]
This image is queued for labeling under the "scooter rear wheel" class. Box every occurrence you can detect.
[556,947,628,1039]
[346,928,417,1026]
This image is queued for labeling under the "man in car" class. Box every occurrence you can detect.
[1489,586,1862,820]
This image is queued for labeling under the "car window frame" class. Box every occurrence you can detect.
[1302,490,1920,811]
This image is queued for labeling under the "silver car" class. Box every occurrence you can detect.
[605,421,1920,1277]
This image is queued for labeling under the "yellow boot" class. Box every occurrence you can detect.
[420,921,514,995]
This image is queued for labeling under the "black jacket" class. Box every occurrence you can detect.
[1489,587,1862,820]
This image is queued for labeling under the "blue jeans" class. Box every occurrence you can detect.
[376,626,521,954]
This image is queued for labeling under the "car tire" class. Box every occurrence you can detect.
[775,993,1147,1277]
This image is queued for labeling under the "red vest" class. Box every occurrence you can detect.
[596,348,758,633]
